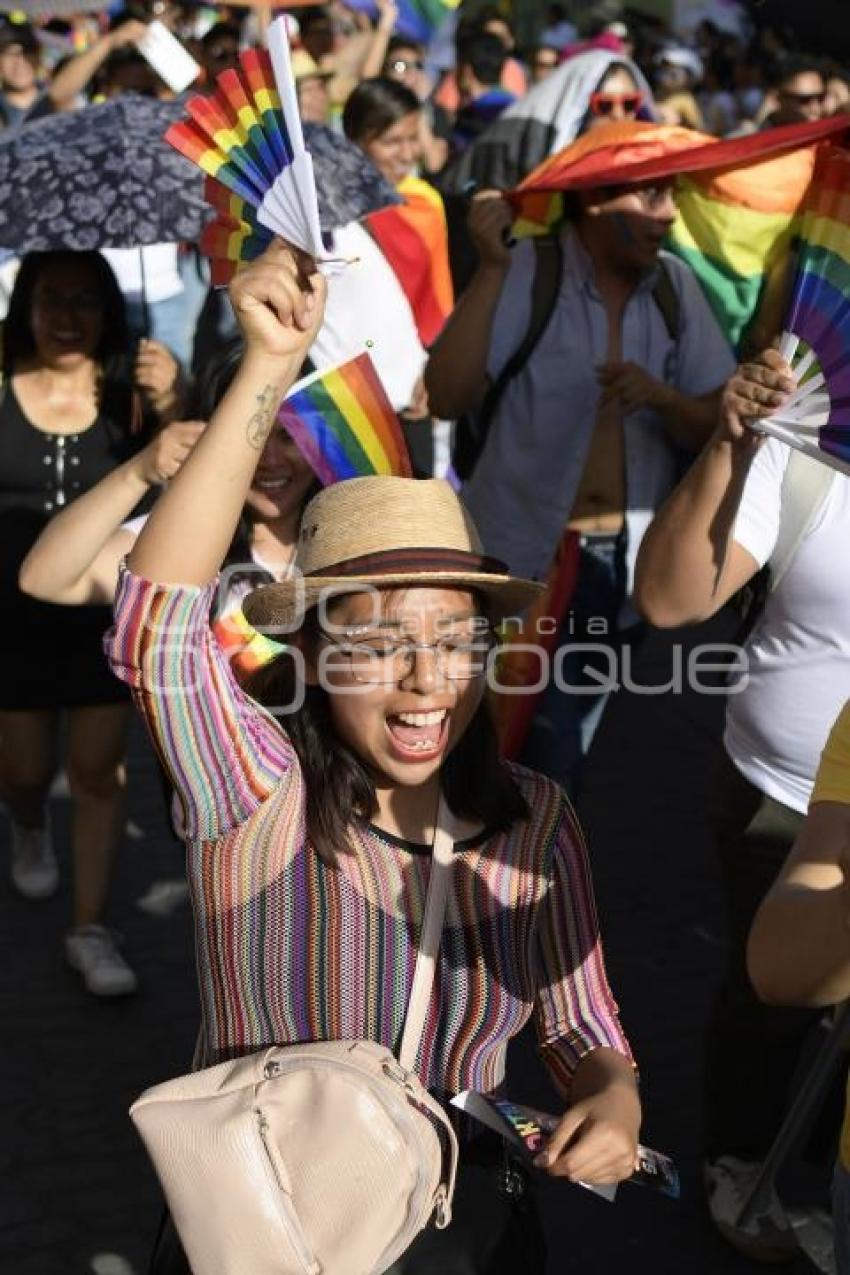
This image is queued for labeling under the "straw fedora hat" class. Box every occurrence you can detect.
[242,477,542,631]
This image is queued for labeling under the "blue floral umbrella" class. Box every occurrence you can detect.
[0,95,399,255]
[0,94,207,253]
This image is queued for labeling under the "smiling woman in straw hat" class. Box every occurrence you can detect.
[106,239,639,1273]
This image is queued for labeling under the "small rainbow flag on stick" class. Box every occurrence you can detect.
[278,352,412,485]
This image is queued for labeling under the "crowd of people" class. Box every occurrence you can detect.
[4,0,850,1271]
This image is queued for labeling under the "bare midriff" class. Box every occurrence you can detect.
[567,306,626,536]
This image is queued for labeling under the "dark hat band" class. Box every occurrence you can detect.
[308,547,509,579]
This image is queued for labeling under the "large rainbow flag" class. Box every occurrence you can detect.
[508,116,850,353]
[366,174,454,347]
[668,146,821,351]
[278,351,412,485]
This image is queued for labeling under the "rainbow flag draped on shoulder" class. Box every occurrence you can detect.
[366,174,454,347]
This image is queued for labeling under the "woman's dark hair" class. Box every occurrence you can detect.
[342,77,421,144]
[186,334,244,420]
[2,249,142,435]
[3,249,128,380]
[246,600,529,866]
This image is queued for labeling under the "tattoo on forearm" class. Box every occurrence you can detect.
[246,385,279,450]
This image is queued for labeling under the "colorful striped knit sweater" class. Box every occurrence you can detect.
[106,568,632,1095]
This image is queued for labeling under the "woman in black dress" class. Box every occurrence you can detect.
[0,249,173,995]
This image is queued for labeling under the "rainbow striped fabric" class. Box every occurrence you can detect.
[166,45,295,286]
[212,606,283,683]
[107,567,633,1089]
[166,23,329,284]
[167,48,291,204]
[756,146,850,472]
[278,352,412,485]
[508,117,850,353]
[366,175,454,347]
[667,145,821,351]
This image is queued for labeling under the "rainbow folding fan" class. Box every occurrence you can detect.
[757,145,850,474]
[278,351,413,485]
[165,17,332,284]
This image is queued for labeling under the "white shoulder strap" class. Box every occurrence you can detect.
[398,796,458,1075]
[769,448,835,593]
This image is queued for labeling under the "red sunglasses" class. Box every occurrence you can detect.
[589,91,644,117]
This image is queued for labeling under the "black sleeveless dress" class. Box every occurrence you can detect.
[0,383,145,710]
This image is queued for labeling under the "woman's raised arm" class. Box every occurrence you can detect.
[128,241,326,587]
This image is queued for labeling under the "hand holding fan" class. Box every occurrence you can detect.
[755,145,850,475]
[165,17,341,283]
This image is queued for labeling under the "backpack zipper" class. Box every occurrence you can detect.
[254,1107,321,1275]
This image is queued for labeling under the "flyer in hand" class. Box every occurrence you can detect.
[451,1091,680,1203]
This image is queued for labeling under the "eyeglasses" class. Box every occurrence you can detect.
[599,180,675,210]
[630,183,676,210]
[533,58,558,71]
[388,58,423,74]
[589,91,644,117]
[318,631,493,684]
[780,89,825,106]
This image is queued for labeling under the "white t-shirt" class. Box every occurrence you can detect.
[726,438,850,812]
[311,222,426,414]
[102,244,184,305]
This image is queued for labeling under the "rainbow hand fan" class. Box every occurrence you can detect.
[756,146,850,475]
[278,351,413,485]
[165,17,335,283]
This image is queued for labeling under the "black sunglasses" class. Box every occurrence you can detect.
[781,89,825,105]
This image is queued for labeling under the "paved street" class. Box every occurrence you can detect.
[0,615,840,1274]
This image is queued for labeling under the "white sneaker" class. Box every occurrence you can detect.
[704,1156,799,1262]
[65,925,138,997]
[10,818,58,899]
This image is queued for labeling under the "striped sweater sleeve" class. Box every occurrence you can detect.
[533,800,634,1096]
[105,565,293,842]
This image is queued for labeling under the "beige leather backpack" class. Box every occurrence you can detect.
[130,803,460,1275]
